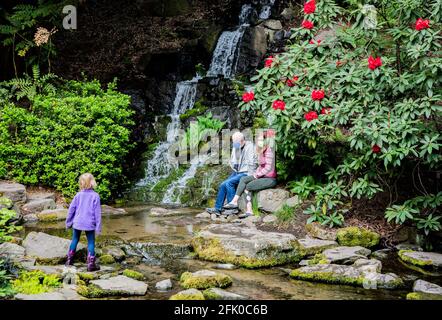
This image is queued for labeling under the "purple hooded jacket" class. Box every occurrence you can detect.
[66,189,102,234]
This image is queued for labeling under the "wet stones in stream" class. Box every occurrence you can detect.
[191,223,337,268]
[122,242,191,266]
[179,269,233,289]
[290,258,404,290]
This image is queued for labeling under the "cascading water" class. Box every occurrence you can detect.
[135,78,198,189]
[135,1,275,205]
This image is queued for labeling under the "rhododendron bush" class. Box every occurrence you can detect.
[239,0,441,234]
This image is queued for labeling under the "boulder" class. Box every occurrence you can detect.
[21,198,56,215]
[192,223,319,268]
[285,196,301,208]
[336,226,380,248]
[23,214,38,223]
[0,242,26,262]
[203,288,247,300]
[27,192,55,201]
[90,275,148,296]
[413,280,442,295]
[155,279,173,291]
[180,270,232,289]
[36,208,68,222]
[169,288,205,300]
[236,26,267,75]
[0,182,26,203]
[257,189,290,213]
[23,232,86,264]
[290,261,403,289]
[261,19,283,31]
[321,246,371,264]
[398,250,442,269]
[101,205,127,216]
[305,222,338,241]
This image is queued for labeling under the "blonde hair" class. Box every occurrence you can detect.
[79,173,97,190]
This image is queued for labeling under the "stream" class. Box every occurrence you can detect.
[20,204,441,300]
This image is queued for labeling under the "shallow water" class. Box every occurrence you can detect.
[20,205,441,300]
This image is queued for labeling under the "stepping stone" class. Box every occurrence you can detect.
[15,292,67,300]
[191,223,303,268]
[23,232,86,264]
[296,238,338,256]
[170,288,205,300]
[398,250,442,268]
[290,261,403,289]
[322,246,371,264]
[195,212,211,219]
[22,198,56,215]
[91,275,148,296]
[413,279,442,295]
[180,270,232,289]
[36,208,68,222]
[155,279,173,291]
[203,288,247,300]
[0,182,26,203]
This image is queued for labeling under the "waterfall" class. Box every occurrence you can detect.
[135,78,199,189]
[162,154,210,204]
[134,1,275,205]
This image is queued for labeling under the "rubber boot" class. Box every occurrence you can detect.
[87,253,100,272]
[65,250,75,266]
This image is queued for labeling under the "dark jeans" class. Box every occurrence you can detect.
[69,229,95,256]
[236,176,277,196]
[214,172,247,210]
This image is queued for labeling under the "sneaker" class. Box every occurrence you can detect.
[222,209,239,216]
[206,208,222,215]
[238,212,253,219]
[222,203,239,210]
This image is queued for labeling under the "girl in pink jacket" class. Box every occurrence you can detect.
[223,129,277,218]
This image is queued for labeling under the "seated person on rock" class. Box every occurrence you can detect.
[223,129,277,219]
[206,131,257,215]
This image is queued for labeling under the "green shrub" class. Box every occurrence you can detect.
[0,208,22,243]
[0,259,16,298]
[11,270,61,294]
[0,78,134,201]
[239,0,441,230]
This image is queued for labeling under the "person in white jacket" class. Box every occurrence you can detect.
[206,131,257,215]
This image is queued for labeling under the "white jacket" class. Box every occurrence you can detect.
[230,141,258,175]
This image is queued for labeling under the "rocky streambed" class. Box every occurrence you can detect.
[2,202,442,300]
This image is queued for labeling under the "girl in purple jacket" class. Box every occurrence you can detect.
[65,173,102,271]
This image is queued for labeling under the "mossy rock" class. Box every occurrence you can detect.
[180,270,233,289]
[99,254,116,265]
[122,269,144,281]
[191,237,302,269]
[406,292,442,300]
[169,289,205,300]
[336,227,380,248]
[398,250,442,269]
[77,272,98,282]
[0,196,13,209]
[77,284,107,298]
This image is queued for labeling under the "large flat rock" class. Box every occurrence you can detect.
[399,250,442,269]
[91,275,148,296]
[322,246,371,264]
[0,182,26,203]
[413,279,442,295]
[23,232,86,264]
[21,198,56,215]
[192,223,307,268]
[36,208,68,221]
[290,259,403,289]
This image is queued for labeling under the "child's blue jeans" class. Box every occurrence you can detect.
[69,229,95,256]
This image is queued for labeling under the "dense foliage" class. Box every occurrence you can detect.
[240,0,441,233]
[0,208,22,243]
[0,76,134,201]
